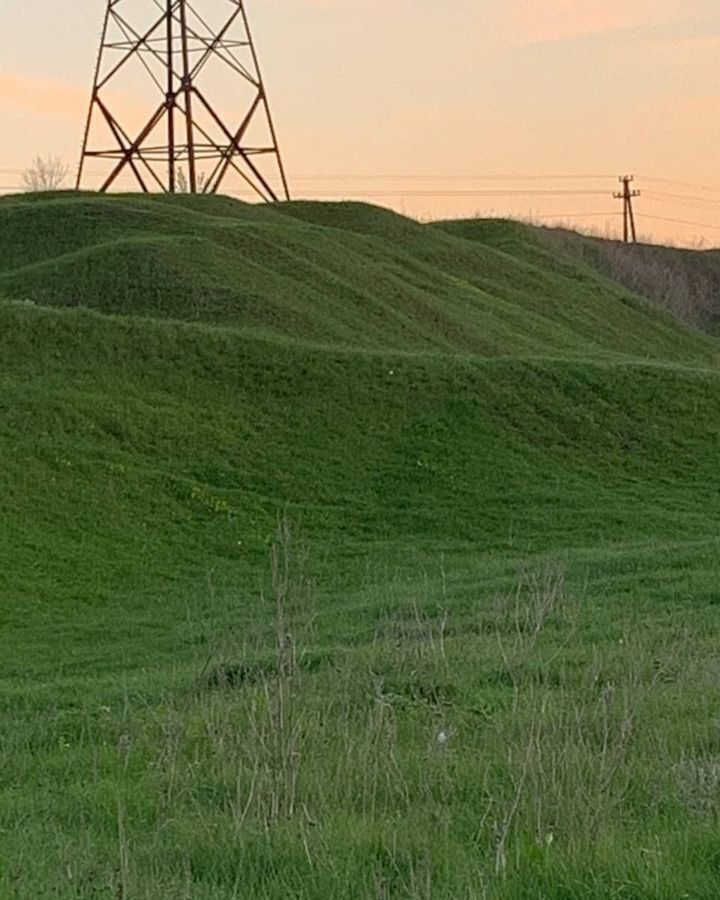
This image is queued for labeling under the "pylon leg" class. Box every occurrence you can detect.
[78,0,289,200]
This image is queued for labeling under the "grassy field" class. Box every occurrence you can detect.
[2,191,720,898]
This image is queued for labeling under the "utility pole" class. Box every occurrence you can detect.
[613,175,640,243]
[77,1,289,200]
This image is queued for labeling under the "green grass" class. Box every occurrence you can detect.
[1,192,717,361]
[536,222,720,334]
[2,191,720,898]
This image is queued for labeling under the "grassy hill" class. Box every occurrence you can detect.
[538,222,720,334]
[1,191,717,361]
[3,192,720,898]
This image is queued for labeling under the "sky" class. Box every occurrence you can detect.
[2,0,720,245]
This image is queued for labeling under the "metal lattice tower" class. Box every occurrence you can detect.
[77,1,289,200]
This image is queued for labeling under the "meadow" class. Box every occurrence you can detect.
[2,191,720,898]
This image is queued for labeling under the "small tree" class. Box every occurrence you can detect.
[22,156,69,192]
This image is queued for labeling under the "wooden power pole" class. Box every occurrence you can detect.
[614,175,640,243]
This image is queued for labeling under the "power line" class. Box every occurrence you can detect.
[288,173,619,182]
[643,176,720,195]
[0,182,610,198]
[0,168,620,180]
[227,189,612,198]
[644,190,720,209]
[528,212,620,219]
[639,213,720,233]
[3,174,720,245]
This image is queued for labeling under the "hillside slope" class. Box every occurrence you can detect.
[537,223,720,334]
[3,192,720,667]
[0,191,716,362]
[4,194,720,899]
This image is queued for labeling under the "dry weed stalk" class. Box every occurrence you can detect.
[260,514,303,822]
[494,565,575,707]
[115,796,130,900]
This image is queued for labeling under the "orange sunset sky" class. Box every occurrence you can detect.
[2,0,720,245]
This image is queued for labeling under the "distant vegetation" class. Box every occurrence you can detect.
[20,155,69,192]
[2,192,720,898]
[543,224,720,333]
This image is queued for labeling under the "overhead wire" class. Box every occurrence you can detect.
[0,168,620,180]
[529,211,620,219]
[638,213,720,233]
[3,170,720,241]
[287,173,619,182]
[248,189,613,198]
[644,190,720,208]
[642,176,720,196]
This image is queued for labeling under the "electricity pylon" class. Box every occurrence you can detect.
[613,175,640,243]
[77,1,289,200]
